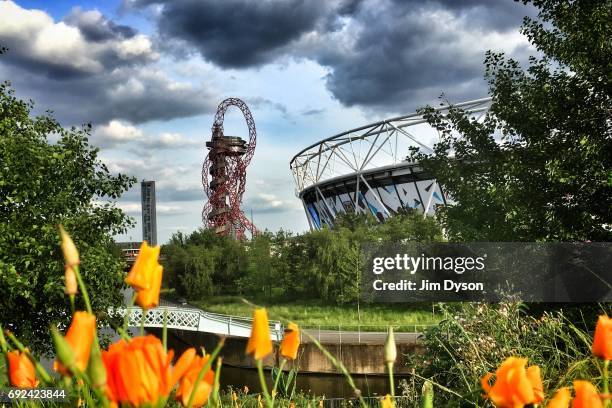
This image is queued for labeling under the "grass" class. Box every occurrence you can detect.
[192,296,440,331]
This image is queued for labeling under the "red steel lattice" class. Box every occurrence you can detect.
[202,98,257,239]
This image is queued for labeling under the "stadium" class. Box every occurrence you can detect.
[290,98,492,229]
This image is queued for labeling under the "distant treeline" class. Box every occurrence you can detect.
[161,210,443,303]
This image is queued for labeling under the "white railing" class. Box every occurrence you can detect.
[110,306,283,341]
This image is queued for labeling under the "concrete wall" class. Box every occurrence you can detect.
[151,328,422,375]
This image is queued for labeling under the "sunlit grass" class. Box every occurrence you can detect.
[193,296,440,331]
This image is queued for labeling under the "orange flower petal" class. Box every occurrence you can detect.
[246,308,272,360]
[125,242,160,291]
[572,380,603,408]
[171,348,196,387]
[526,365,544,403]
[55,311,96,376]
[280,322,300,360]
[7,350,38,388]
[592,315,612,361]
[546,387,571,408]
[483,357,536,408]
[175,355,215,408]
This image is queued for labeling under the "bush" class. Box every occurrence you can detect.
[403,301,604,407]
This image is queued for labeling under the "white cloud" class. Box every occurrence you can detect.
[0,1,156,75]
[94,120,144,147]
[93,120,199,150]
[245,192,302,214]
[142,132,200,149]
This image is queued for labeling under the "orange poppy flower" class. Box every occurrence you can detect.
[175,354,215,407]
[134,263,163,309]
[546,387,571,408]
[125,241,163,309]
[481,357,543,408]
[7,350,38,388]
[280,322,300,360]
[572,380,603,408]
[592,315,611,361]
[246,308,272,360]
[125,241,160,290]
[103,336,195,406]
[54,311,96,376]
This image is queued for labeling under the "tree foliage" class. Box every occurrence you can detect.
[163,210,444,304]
[411,0,611,241]
[0,80,135,354]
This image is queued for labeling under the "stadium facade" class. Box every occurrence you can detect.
[290,98,491,230]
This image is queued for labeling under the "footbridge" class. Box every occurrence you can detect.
[113,305,283,341]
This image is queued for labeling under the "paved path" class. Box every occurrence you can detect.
[301,329,421,345]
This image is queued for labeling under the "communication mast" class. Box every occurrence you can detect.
[202,98,257,239]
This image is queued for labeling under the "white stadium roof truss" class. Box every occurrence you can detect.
[290,98,492,230]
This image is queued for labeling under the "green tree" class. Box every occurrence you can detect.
[411,0,611,241]
[238,233,275,298]
[373,209,445,242]
[0,79,135,354]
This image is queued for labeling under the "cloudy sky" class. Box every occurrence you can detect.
[0,0,537,243]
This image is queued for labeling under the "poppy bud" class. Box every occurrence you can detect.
[7,349,38,388]
[384,327,397,364]
[64,265,78,296]
[87,343,106,389]
[51,326,76,371]
[59,226,79,267]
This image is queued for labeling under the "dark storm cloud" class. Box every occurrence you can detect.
[127,0,536,112]
[312,0,537,110]
[0,63,215,125]
[64,7,136,42]
[423,0,537,30]
[317,3,486,109]
[126,0,329,68]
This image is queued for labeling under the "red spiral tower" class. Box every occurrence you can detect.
[202,98,257,239]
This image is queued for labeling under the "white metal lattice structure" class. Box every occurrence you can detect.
[289,98,492,229]
[111,306,283,340]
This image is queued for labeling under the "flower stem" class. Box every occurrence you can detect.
[140,308,146,336]
[272,359,287,403]
[257,359,273,408]
[122,293,137,336]
[0,325,8,354]
[387,361,395,399]
[72,264,92,314]
[604,359,609,408]
[303,331,367,408]
[212,357,223,407]
[162,308,168,351]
